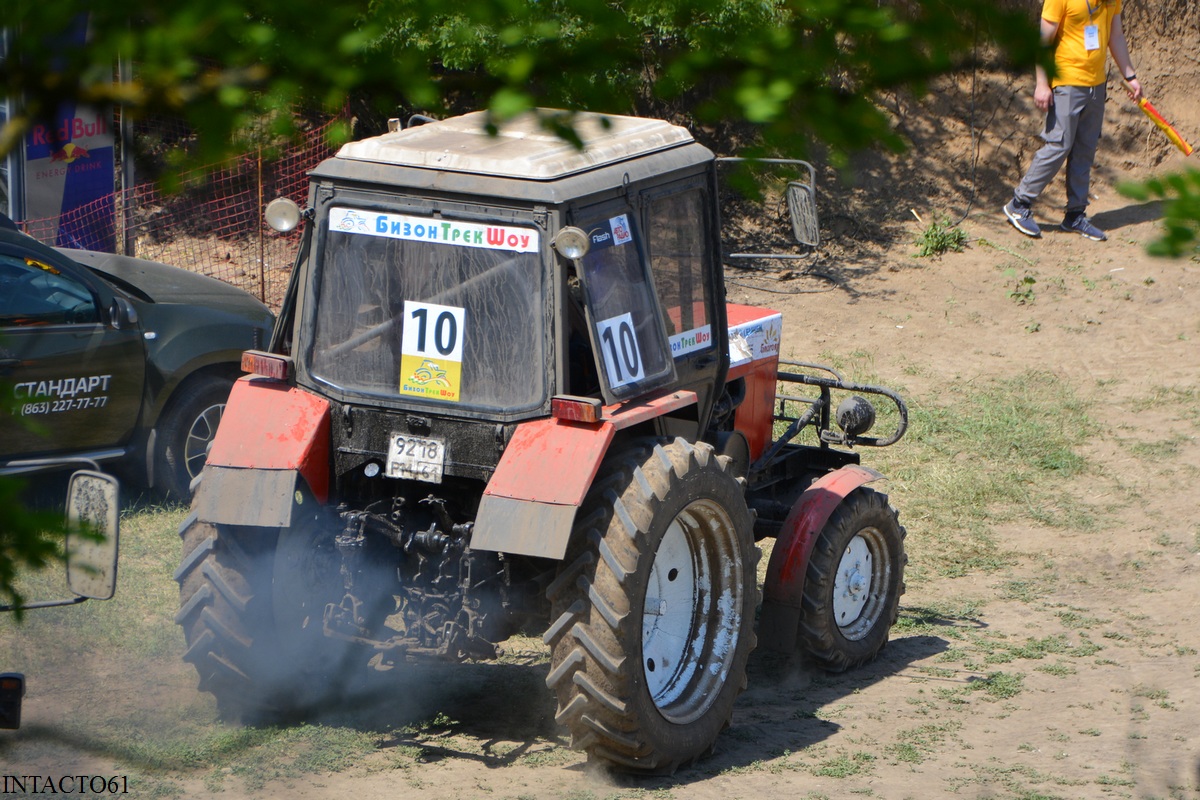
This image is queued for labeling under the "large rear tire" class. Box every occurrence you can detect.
[544,438,759,773]
[796,486,906,672]
[175,513,281,721]
[175,495,364,722]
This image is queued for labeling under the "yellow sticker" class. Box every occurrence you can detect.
[399,356,461,401]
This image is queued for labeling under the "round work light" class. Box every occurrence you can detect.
[265,197,303,233]
[552,226,590,259]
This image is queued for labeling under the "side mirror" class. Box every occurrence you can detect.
[786,179,820,247]
[108,297,138,330]
[64,471,120,601]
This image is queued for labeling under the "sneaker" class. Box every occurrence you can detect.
[1004,200,1041,237]
[1061,214,1107,241]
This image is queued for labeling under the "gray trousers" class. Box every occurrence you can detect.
[1014,84,1107,216]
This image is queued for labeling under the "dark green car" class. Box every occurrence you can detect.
[0,216,274,498]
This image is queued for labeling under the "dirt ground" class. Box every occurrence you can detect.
[5,11,1200,799]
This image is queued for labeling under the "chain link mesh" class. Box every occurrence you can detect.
[19,116,340,311]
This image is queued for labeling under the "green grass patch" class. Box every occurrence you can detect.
[884,721,961,764]
[1000,578,1054,603]
[1133,385,1200,426]
[892,600,983,637]
[970,671,1025,700]
[1055,610,1107,629]
[914,216,969,258]
[1,503,189,670]
[1127,434,1192,460]
[777,364,1098,582]
[1034,662,1076,677]
[1130,685,1169,701]
[810,751,876,778]
[872,370,1095,580]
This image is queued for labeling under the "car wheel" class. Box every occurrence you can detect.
[157,373,234,500]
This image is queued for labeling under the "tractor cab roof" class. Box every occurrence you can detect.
[311,110,712,204]
[336,111,694,180]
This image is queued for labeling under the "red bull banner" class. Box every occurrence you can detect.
[21,15,115,250]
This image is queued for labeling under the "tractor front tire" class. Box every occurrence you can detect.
[796,486,907,672]
[545,438,759,773]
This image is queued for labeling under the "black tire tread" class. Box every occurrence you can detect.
[545,438,759,773]
[796,487,907,672]
[176,513,278,721]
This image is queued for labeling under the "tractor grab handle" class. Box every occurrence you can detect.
[766,360,909,458]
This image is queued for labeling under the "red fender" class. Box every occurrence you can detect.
[195,378,331,527]
[758,464,883,652]
[472,416,616,560]
[472,389,699,560]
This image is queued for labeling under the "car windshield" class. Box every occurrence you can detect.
[306,208,545,412]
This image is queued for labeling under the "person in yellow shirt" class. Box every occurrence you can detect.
[1004,0,1142,241]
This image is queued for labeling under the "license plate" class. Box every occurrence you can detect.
[386,433,445,483]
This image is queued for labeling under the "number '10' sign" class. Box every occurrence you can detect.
[402,301,465,361]
[596,312,645,389]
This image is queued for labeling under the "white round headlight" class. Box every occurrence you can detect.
[265,197,303,233]
[553,226,590,260]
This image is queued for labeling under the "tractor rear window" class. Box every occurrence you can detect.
[647,189,714,358]
[306,208,545,412]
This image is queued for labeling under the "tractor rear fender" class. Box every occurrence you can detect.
[472,417,615,560]
[472,389,698,560]
[758,464,883,652]
[193,377,331,528]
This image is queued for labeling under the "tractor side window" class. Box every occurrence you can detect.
[646,189,713,358]
[0,253,98,326]
[576,210,675,401]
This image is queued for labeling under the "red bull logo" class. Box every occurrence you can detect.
[49,143,91,164]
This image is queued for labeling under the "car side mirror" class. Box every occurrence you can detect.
[65,471,120,601]
[108,297,138,330]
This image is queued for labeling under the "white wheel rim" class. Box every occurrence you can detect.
[641,499,744,724]
[184,403,224,479]
[833,528,888,641]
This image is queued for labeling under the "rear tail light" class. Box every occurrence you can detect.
[551,395,603,424]
[241,350,292,381]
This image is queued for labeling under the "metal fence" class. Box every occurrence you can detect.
[20,118,339,311]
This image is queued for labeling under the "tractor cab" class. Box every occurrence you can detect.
[269,112,727,445]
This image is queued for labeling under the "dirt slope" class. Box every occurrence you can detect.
[726,2,1193,266]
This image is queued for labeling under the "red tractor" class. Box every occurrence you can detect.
[176,110,908,772]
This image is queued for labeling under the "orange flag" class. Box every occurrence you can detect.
[1137,97,1194,157]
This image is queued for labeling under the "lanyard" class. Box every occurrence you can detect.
[1084,0,1110,19]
